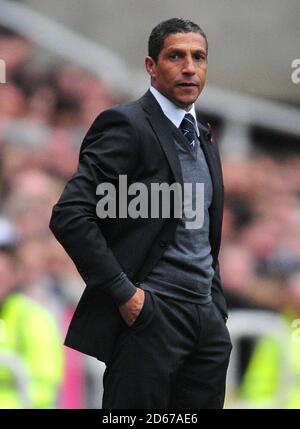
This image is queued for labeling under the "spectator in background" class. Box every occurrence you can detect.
[0,251,64,408]
[239,270,300,408]
[220,243,258,310]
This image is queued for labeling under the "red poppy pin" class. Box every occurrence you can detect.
[207,122,214,143]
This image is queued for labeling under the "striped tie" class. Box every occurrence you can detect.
[179,113,197,149]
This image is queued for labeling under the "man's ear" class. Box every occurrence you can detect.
[145,56,157,80]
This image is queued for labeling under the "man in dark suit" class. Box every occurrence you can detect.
[49,18,232,409]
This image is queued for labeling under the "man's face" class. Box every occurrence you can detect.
[145,32,207,110]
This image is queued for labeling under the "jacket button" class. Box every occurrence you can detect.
[159,240,168,247]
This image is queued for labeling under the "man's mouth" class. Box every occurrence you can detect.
[176,82,198,88]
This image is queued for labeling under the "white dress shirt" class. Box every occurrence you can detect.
[150,85,200,137]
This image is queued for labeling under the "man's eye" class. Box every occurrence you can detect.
[169,53,180,60]
[194,54,206,61]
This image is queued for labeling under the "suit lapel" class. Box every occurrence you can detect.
[139,91,183,187]
[198,122,224,254]
[199,129,223,190]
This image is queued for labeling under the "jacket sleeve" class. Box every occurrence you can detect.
[49,108,138,305]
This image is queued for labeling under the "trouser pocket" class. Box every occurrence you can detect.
[130,290,156,332]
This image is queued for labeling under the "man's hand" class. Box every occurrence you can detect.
[119,288,145,327]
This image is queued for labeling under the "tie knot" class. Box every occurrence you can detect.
[181,113,196,132]
[180,113,197,149]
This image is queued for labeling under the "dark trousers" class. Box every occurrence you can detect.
[102,290,232,409]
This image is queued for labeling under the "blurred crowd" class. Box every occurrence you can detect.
[0,26,123,409]
[1,26,300,408]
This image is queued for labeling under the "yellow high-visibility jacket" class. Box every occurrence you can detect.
[0,292,64,408]
[240,312,300,409]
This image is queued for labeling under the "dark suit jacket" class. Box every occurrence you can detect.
[49,90,228,363]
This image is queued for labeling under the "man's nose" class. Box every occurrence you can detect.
[182,56,196,74]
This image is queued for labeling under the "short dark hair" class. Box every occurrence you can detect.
[148,18,208,63]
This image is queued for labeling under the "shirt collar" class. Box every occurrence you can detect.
[150,86,200,137]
